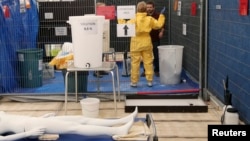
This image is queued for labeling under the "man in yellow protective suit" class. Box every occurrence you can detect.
[118,1,165,87]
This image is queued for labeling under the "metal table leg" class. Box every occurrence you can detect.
[115,64,121,102]
[64,71,69,115]
[75,71,78,102]
[110,70,117,112]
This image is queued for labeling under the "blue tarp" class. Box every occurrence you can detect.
[0,0,39,92]
[14,66,199,95]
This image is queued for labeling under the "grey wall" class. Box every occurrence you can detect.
[169,0,202,81]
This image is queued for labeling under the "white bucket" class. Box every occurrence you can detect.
[158,45,184,85]
[67,15,105,68]
[222,105,239,125]
[80,98,100,118]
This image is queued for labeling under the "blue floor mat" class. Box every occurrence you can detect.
[14,64,199,95]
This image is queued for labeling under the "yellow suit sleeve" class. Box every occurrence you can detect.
[152,14,165,30]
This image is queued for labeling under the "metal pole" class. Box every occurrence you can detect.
[168,0,171,43]
[203,0,209,101]
[94,0,97,14]
[199,0,204,98]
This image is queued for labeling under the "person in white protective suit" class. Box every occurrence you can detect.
[0,107,137,141]
[118,1,165,87]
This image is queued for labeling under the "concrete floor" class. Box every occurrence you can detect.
[0,96,223,141]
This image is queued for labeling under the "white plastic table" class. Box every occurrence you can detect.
[64,62,120,114]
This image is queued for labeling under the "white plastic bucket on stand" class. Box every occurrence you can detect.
[67,15,105,68]
[80,98,100,118]
[158,45,184,85]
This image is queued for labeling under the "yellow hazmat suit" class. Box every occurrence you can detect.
[49,53,73,69]
[49,42,74,69]
[118,2,165,86]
